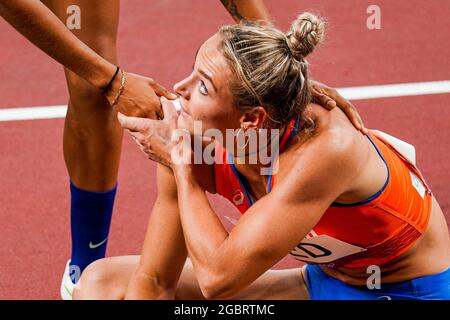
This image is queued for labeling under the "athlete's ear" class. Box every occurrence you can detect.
[239,106,267,129]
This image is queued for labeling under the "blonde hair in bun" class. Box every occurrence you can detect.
[219,12,325,127]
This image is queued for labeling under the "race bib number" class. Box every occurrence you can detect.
[290,234,367,264]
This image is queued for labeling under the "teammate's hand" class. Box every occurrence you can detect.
[310,80,368,134]
[105,72,177,119]
[117,100,182,167]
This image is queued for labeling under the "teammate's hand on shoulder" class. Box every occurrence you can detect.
[310,80,368,134]
[105,72,177,119]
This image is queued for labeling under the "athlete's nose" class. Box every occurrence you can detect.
[174,77,190,100]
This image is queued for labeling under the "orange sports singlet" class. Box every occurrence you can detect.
[214,119,433,269]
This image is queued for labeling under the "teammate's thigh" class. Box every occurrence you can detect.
[46,0,119,57]
[42,0,120,106]
[175,259,310,300]
[42,0,122,190]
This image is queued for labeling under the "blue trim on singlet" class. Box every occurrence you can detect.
[266,170,274,193]
[268,116,301,193]
[228,152,254,206]
[331,134,390,207]
[229,117,302,200]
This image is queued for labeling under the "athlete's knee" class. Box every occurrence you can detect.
[73,259,116,300]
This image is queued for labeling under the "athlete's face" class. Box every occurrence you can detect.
[173,34,243,136]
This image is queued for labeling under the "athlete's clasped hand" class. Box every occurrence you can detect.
[118,99,182,167]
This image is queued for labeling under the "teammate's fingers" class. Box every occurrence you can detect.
[324,89,367,133]
[145,98,163,120]
[316,93,337,110]
[353,110,368,134]
[150,81,177,100]
[342,103,367,133]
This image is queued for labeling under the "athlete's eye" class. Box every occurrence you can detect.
[199,80,208,95]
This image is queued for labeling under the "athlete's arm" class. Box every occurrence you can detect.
[116,102,363,298]
[124,164,188,299]
[124,158,216,299]
[0,0,175,118]
[220,0,272,24]
[172,131,362,299]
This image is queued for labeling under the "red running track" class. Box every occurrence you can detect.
[0,0,449,299]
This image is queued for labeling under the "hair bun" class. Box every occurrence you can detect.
[287,12,325,59]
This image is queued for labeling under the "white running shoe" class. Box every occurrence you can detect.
[60,260,76,300]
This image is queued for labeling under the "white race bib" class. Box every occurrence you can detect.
[290,234,367,264]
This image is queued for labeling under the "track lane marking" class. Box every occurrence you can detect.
[1,80,449,122]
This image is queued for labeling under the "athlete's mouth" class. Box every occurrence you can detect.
[178,99,190,116]
[172,98,182,113]
[161,96,189,116]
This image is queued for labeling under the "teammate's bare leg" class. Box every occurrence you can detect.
[42,0,121,286]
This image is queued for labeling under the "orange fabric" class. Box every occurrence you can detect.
[214,131,432,268]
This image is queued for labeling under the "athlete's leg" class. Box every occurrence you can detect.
[42,0,122,277]
[73,256,140,300]
[176,259,309,300]
[73,256,309,300]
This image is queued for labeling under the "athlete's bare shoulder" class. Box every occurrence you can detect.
[293,103,362,155]
[280,103,367,192]
[303,103,359,134]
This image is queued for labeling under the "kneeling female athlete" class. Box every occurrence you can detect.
[74,13,450,300]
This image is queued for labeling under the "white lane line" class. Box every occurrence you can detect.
[0,105,67,122]
[1,80,449,122]
[338,80,450,100]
